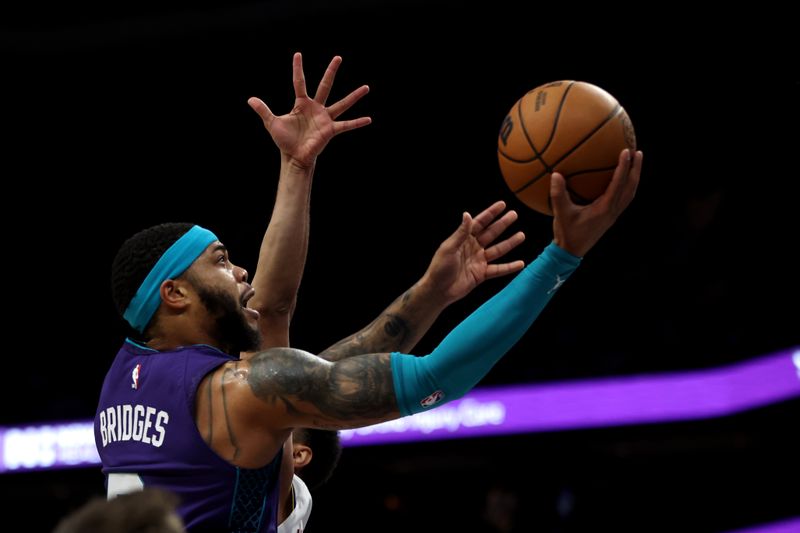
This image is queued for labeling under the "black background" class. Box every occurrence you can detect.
[3,2,799,531]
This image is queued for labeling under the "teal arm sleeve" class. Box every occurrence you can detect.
[391,242,581,416]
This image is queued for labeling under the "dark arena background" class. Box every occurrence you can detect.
[3,2,798,531]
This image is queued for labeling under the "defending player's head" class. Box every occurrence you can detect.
[292,428,342,491]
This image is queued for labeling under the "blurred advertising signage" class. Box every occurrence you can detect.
[0,422,99,473]
[2,347,798,472]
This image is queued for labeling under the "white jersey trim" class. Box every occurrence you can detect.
[278,475,313,533]
[107,472,144,499]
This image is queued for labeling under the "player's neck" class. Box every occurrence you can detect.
[145,320,224,353]
[145,331,226,352]
[145,336,227,352]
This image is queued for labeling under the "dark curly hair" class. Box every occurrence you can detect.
[111,222,194,334]
[293,428,342,491]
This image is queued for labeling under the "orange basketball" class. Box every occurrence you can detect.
[497,81,636,216]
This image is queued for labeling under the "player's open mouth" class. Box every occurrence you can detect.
[240,289,259,320]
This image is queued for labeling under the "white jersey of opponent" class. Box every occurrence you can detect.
[278,475,313,533]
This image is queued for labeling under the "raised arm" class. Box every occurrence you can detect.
[245,53,371,348]
[199,148,641,469]
[319,200,526,361]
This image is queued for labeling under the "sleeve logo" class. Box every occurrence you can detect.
[420,390,445,408]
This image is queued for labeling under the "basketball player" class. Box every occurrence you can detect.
[261,194,526,531]
[95,52,643,532]
[258,191,529,532]
[261,193,526,532]
[239,54,530,532]
[276,428,340,533]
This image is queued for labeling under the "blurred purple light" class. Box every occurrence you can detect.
[723,516,800,533]
[1,346,798,473]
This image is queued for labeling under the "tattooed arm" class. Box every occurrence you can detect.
[199,150,641,470]
[197,348,397,468]
[319,282,446,362]
[246,349,399,428]
[201,242,582,468]
[320,201,526,361]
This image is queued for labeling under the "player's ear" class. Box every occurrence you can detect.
[292,443,312,469]
[160,279,191,310]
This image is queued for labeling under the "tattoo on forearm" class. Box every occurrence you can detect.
[320,289,416,361]
[383,314,409,342]
[247,348,397,427]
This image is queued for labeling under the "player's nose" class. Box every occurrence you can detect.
[234,265,248,283]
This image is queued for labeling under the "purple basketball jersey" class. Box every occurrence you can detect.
[95,339,281,532]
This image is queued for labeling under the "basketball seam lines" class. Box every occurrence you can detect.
[563,164,619,179]
[518,93,546,168]
[536,81,574,161]
[498,101,534,162]
[498,100,536,162]
[513,104,622,194]
[498,82,575,165]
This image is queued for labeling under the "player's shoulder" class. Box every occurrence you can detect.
[238,347,331,381]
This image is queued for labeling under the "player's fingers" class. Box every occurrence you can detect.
[332,116,372,135]
[292,52,308,99]
[314,55,342,105]
[328,85,370,119]
[477,210,518,247]
[549,172,571,218]
[484,231,526,262]
[616,150,642,211]
[444,212,473,249]
[247,97,275,128]
[470,200,506,234]
[600,149,632,209]
[485,260,525,279]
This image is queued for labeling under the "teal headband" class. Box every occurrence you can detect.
[123,225,218,333]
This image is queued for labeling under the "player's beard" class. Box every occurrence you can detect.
[193,282,261,355]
